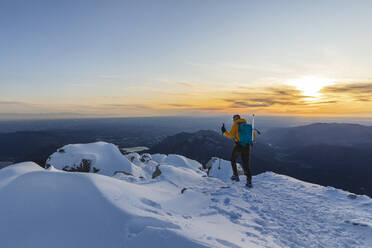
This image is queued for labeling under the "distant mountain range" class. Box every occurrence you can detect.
[0,124,171,165]
[260,123,372,149]
[0,130,95,165]
[148,130,233,164]
[148,124,372,197]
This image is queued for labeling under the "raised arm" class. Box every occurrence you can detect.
[224,123,237,139]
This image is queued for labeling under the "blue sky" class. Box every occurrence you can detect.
[1,0,372,119]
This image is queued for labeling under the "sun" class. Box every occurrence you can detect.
[287,76,335,100]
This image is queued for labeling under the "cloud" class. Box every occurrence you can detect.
[0,100,29,106]
[224,85,311,109]
[321,82,372,102]
[171,107,223,112]
[177,82,195,88]
[164,81,372,115]
[191,107,222,111]
[163,84,321,114]
[0,112,87,120]
[321,82,372,93]
[102,104,153,110]
[232,101,270,108]
[166,103,192,107]
[312,100,338,105]
[0,100,49,112]
[165,103,222,112]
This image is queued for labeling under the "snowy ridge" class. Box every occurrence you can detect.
[0,142,371,248]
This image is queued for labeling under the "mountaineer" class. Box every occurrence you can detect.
[221,114,254,187]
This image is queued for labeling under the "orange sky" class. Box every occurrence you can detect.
[1,1,372,119]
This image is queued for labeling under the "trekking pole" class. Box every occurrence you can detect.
[219,122,225,170]
[250,114,255,185]
[252,114,255,144]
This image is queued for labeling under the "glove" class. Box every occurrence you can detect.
[221,124,226,134]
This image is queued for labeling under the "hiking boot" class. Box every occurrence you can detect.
[230,175,240,182]
[246,181,253,188]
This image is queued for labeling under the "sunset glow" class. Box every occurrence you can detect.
[1,1,372,119]
[287,77,335,100]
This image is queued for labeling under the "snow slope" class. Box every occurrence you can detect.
[0,142,371,248]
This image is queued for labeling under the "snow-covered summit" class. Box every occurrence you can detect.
[0,142,371,248]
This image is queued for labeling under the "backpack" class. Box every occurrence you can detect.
[238,123,253,146]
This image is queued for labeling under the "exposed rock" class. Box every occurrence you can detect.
[140,153,152,163]
[152,165,162,179]
[348,194,357,199]
[114,171,133,176]
[345,220,369,227]
[63,159,91,173]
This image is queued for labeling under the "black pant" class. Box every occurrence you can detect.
[231,144,252,182]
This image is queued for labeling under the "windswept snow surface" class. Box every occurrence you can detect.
[0,143,371,248]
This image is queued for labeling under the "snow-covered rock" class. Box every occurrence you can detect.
[162,154,203,171]
[47,142,142,177]
[151,153,167,164]
[126,152,141,164]
[1,144,371,248]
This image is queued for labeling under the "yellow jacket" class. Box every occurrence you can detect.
[224,118,247,143]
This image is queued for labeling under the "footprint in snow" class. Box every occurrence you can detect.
[215,239,241,248]
[250,205,259,211]
[245,232,260,239]
[254,218,267,227]
[209,206,242,221]
[140,198,162,209]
